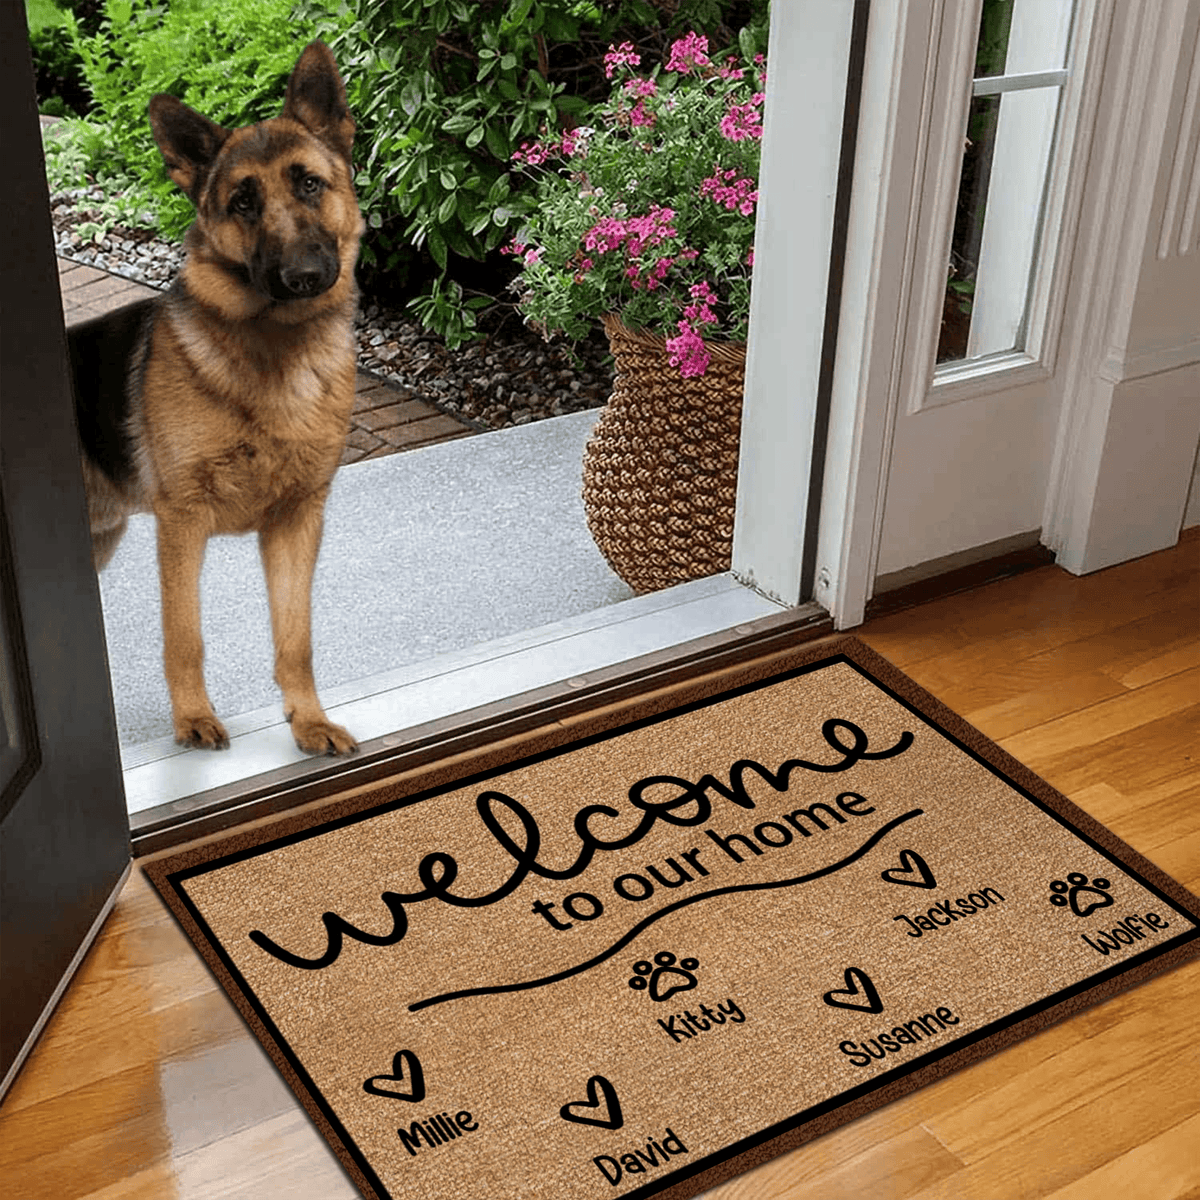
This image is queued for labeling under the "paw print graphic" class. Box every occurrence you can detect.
[1049,873,1114,918]
[627,952,700,1002]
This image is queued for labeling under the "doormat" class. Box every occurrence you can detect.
[145,639,1200,1200]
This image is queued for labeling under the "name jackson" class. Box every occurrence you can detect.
[893,886,1006,937]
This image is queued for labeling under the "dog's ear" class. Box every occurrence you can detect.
[148,95,230,202]
[282,41,355,161]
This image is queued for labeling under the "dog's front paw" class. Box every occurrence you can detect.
[174,713,231,750]
[291,714,358,757]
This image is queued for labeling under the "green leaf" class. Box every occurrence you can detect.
[484,125,510,160]
[465,124,486,149]
[428,226,448,270]
[400,80,423,118]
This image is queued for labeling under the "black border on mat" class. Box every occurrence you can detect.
[144,637,1200,1200]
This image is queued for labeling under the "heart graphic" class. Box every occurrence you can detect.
[823,967,884,1014]
[560,1074,624,1130]
[881,849,937,890]
[363,1049,426,1103]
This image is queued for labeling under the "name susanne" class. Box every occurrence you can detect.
[839,1005,960,1066]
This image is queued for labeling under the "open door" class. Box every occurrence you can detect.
[0,8,131,1100]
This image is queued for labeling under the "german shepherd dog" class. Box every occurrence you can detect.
[69,42,363,755]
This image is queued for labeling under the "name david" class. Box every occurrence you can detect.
[594,1128,688,1185]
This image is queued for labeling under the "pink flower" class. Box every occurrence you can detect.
[699,168,759,215]
[583,217,628,254]
[513,140,551,165]
[628,99,656,128]
[720,101,763,142]
[683,281,719,326]
[604,41,641,79]
[623,77,658,98]
[666,31,711,75]
[666,321,711,377]
[523,247,543,266]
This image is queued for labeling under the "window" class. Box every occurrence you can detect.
[938,0,1076,365]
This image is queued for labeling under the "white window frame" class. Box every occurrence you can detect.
[812,0,1130,627]
[894,0,1098,414]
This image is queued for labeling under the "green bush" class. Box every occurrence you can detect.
[327,0,767,344]
[51,0,344,237]
[47,0,768,346]
[28,0,103,117]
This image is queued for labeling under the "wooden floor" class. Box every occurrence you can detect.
[1,532,1197,1199]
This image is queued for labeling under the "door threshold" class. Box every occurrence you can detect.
[128,577,830,851]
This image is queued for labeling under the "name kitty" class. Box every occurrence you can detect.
[657,999,746,1043]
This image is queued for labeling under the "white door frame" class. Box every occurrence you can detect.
[731,0,867,607]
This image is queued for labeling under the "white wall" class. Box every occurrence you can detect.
[1045,0,1200,571]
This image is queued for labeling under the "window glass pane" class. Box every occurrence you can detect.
[978,0,1073,77]
[938,0,1075,365]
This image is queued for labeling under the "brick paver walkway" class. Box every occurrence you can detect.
[58,257,474,465]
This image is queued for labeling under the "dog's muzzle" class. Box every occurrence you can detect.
[258,240,340,301]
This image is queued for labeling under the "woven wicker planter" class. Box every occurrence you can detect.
[582,314,746,594]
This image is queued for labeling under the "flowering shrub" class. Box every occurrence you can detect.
[506,29,766,377]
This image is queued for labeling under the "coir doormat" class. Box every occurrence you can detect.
[146,639,1200,1200]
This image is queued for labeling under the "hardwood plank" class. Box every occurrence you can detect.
[920,964,1200,1163]
[1041,1110,1200,1200]
[1001,668,1200,766]
[697,1125,963,1199]
[899,1047,1200,1199]
[171,1110,358,1199]
[80,1164,180,1200]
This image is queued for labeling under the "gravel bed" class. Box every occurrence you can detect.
[50,185,614,432]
